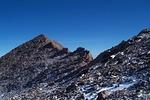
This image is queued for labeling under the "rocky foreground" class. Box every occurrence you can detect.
[0,29,150,100]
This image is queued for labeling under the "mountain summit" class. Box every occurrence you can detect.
[0,29,150,100]
[0,34,92,99]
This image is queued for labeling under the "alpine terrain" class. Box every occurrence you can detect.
[0,29,150,100]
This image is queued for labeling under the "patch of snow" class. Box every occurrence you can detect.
[93,65,99,70]
[80,76,137,100]
[128,57,131,60]
[64,73,68,76]
[111,75,118,78]
[39,88,42,91]
[132,60,137,64]
[138,35,144,39]
[138,90,144,97]
[84,93,97,100]
[97,72,101,76]
[80,74,86,79]
[104,61,109,66]
[81,81,136,100]
[148,51,150,54]
[137,93,150,99]
[139,33,150,39]
[139,62,144,64]
[127,62,131,65]
[80,85,97,100]
[113,61,118,65]
[12,95,19,99]
[87,77,94,83]
[120,52,124,55]
[138,93,143,97]
[111,55,116,59]
[0,93,4,100]
[137,39,142,42]
[109,82,135,92]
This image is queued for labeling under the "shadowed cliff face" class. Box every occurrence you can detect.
[0,29,150,100]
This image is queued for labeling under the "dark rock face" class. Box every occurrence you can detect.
[0,34,93,99]
[1,28,150,100]
[63,29,150,100]
[0,35,65,92]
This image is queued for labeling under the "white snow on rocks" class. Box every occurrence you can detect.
[120,52,124,55]
[111,55,116,59]
[93,65,99,70]
[138,33,150,39]
[0,93,4,100]
[80,76,137,100]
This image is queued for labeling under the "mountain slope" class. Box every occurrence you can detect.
[0,29,150,100]
[0,34,93,99]
[56,29,150,100]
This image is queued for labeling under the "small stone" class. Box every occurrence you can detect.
[97,91,109,100]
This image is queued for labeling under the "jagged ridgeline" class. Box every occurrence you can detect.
[0,29,150,100]
[64,29,150,100]
[0,34,93,99]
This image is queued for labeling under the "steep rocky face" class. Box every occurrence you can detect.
[0,34,93,99]
[0,35,65,92]
[56,29,150,100]
[1,29,150,100]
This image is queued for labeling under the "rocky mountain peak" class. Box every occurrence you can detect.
[74,47,93,62]
[29,34,50,47]
[1,29,150,100]
[0,34,93,99]
[34,34,64,51]
[44,40,64,51]
[27,34,64,50]
[33,34,48,41]
[137,28,150,39]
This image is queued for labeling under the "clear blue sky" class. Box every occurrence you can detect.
[0,0,150,58]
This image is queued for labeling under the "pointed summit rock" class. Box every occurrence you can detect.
[0,34,92,99]
[33,34,64,50]
[18,34,63,51]
[74,47,93,62]
[43,40,64,51]
[32,34,49,41]
[18,34,50,49]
